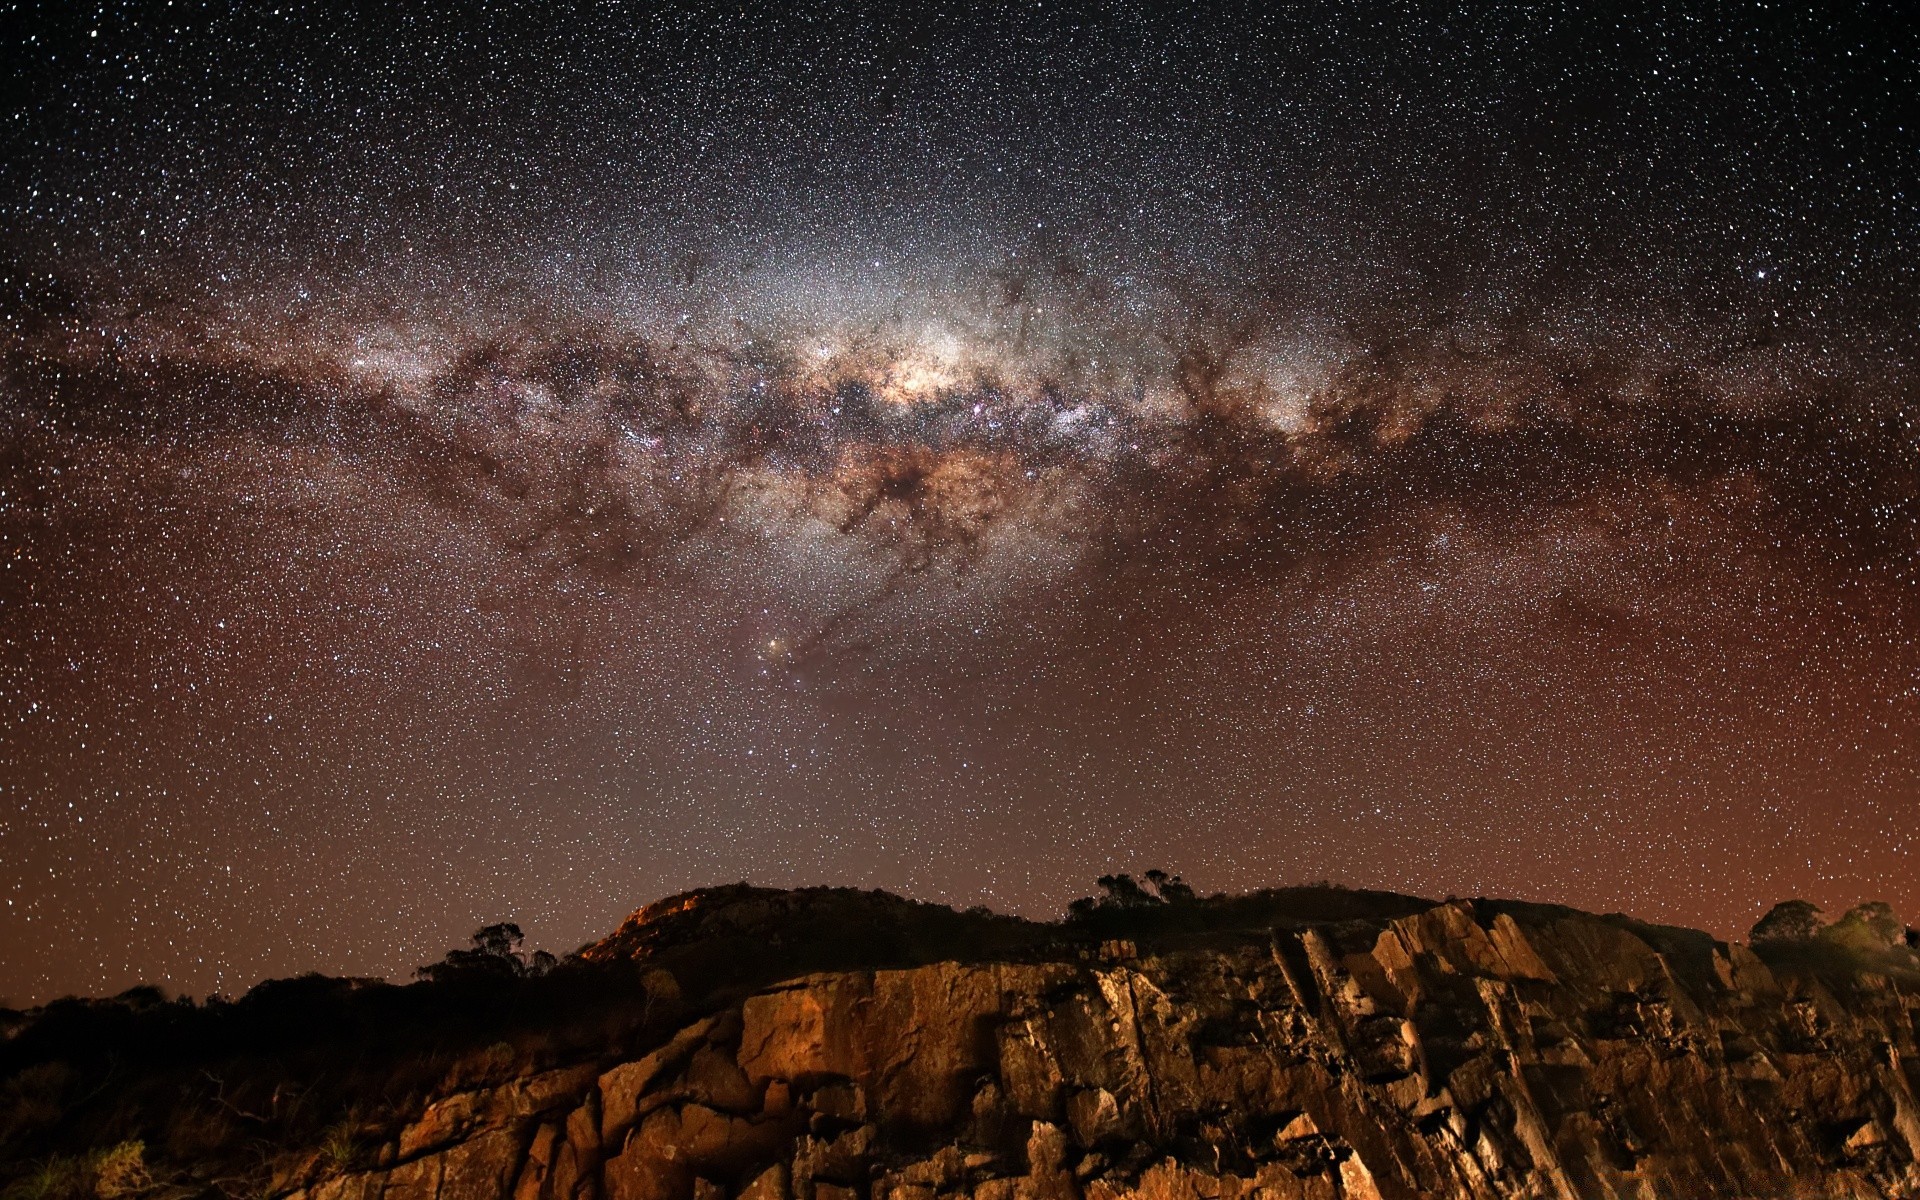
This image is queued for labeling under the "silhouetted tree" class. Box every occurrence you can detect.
[473,923,522,960]
[1749,900,1824,945]
[1068,869,1197,919]
[1144,869,1197,903]
[113,985,170,1010]
[417,923,552,982]
[1095,873,1159,908]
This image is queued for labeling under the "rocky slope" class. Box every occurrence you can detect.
[240,890,1920,1200]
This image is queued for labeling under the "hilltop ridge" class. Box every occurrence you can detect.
[5,884,1920,1200]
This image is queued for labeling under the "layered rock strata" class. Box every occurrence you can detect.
[287,901,1920,1200]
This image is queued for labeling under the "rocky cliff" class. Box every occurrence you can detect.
[253,890,1920,1200]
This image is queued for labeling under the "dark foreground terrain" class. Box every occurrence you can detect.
[6,883,1920,1200]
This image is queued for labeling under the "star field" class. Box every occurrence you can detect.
[0,1,1915,1003]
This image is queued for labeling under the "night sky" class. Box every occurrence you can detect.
[1,1,1916,1005]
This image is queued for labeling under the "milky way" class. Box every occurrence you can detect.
[1,1,1916,1003]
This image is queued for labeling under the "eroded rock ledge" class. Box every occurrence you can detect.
[288,900,1920,1200]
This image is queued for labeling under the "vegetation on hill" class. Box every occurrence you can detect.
[1,878,1915,1200]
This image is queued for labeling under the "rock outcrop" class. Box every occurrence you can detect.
[282,894,1920,1200]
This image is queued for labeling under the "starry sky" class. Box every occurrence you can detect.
[1,1,1916,1004]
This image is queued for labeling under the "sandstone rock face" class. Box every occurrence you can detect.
[287,903,1920,1200]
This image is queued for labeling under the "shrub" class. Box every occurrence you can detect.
[88,1143,151,1200]
[317,1118,359,1171]
[0,1063,74,1144]
[0,1142,150,1200]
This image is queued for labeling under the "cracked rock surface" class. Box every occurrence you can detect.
[284,894,1920,1200]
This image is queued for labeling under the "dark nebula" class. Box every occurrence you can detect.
[1,2,1915,1003]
